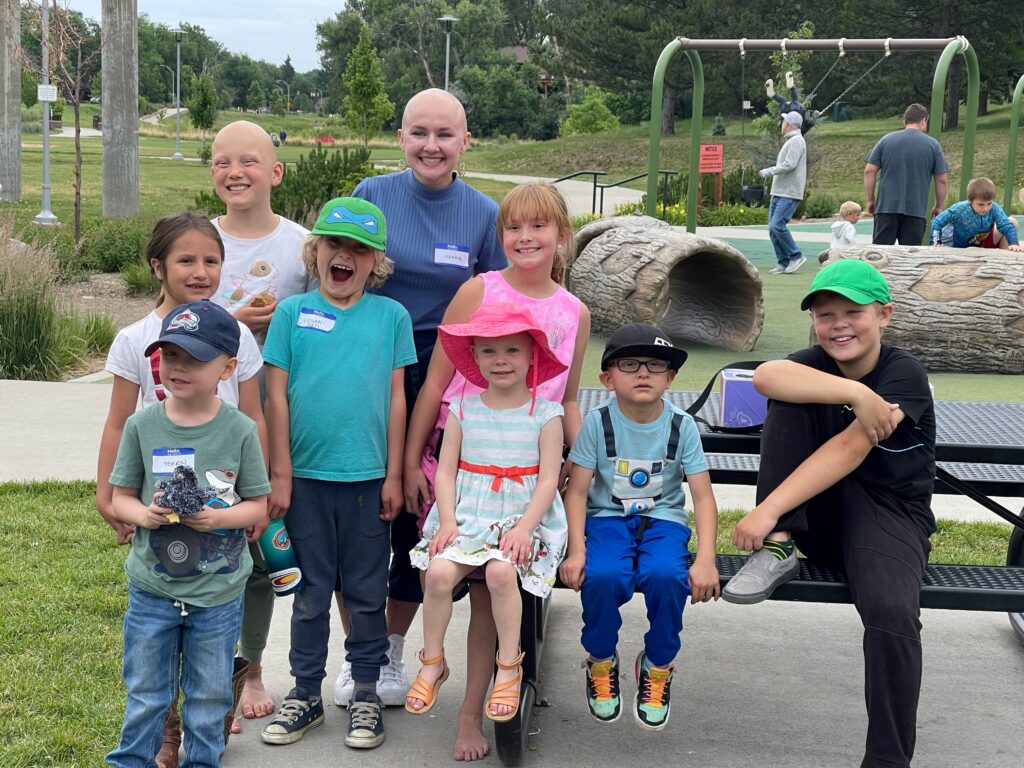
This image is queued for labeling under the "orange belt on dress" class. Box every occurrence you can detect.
[458,460,540,492]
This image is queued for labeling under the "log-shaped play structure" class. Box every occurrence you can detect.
[570,216,764,352]
[821,246,1024,374]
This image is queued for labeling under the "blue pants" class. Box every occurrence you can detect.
[768,195,803,266]
[288,477,389,693]
[107,585,242,768]
[580,516,691,668]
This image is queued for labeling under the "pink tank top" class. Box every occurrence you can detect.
[440,270,582,421]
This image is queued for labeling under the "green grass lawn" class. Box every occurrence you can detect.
[0,478,1014,767]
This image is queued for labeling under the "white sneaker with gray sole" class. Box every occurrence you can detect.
[783,255,807,273]
[722,548,799,604]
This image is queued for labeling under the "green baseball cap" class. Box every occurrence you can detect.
[800,258,891,311]
[310,197,387,250]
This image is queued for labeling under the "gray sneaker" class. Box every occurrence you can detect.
[722,548,799,604]
[769,264,787,274]
[783,255,807,273]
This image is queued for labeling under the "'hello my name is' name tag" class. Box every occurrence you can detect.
[297,307,337,333]
[152,447,195,475]
[434,243,470,268]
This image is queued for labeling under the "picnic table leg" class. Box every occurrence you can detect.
[494,589,547,766]
[1008,506,1024,641]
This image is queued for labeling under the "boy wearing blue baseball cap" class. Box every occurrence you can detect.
[724,258,936,768]
[106,300,271,768]
[261,198,416,749]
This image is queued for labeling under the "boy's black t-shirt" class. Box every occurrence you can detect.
[787,343,937,535]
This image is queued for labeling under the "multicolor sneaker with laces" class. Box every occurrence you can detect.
[585,655,621,723]
[633,652,674,731]
[345,690,385,749]
[261,689,324,745]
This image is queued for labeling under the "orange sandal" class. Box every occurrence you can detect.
[404,649,450,715]
[486,650,526,723]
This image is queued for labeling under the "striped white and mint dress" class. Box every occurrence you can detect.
[410,395,567,598]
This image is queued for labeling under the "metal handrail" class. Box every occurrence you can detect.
[553,170,607,213]
[596,170,677,216]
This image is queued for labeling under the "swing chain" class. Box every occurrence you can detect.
[814,49,892,121]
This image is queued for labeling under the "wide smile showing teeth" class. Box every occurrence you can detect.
[832,335,855,343]
[227,184,249,192]
[419,156,444,165]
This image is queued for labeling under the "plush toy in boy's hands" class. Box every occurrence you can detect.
[157,465,217,523]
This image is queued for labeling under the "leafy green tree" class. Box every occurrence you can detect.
[186,72,218,163]
[271,91,286,116]
[21,68,37,107]
[280,55,296,83]
[343,25,396,148]
[246,80,265,112]
[560,87,619,136]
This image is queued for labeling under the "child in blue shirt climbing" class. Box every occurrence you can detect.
[559,324,719,731]
[930,177,1022,250]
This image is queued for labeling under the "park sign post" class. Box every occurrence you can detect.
[698,143,724,211]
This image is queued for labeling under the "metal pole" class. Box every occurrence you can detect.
[647,38,682,218]
[444,30,451,91]
[1005,74,1024,211]
[173,33,182,159]
[35,0,57,225]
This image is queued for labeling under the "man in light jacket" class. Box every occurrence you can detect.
[761,111,807,274]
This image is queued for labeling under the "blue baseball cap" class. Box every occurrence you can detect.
[144,301,241,361]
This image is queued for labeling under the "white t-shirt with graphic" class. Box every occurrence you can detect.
[104,311,263,408]
[211,216,310,313]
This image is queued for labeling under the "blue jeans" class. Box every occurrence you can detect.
[580,516,691,668]
[768,195,803,266]
[106,584,243,768]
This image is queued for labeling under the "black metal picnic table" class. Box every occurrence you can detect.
[493,390,1024,766]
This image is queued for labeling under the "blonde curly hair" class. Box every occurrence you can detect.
[301,235,394,289]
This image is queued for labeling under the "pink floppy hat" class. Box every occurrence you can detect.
[438,303,567,391]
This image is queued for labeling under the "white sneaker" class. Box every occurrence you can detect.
[333,660,354,707]
[376,634,409,707]
[765,78,775,98]
[783,255,806,274]
[769,264,786,275]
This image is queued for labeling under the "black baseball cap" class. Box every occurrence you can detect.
[600,323,688,371]
[144,301,241,361]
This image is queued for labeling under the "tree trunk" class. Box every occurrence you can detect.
[570,216,764,352]
[822,247,1024,374]
[0,0,20,202]
[661,80,676,136]
[101,0,139,218]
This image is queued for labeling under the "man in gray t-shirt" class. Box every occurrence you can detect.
[864,103,948,246]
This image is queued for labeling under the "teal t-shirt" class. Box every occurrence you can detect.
[262,290,417,481]
[109,402,271,607]
[569,397,708,526]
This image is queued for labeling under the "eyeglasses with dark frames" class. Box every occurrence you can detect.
[612,358,670,374]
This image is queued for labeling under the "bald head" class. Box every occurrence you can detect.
[212,120,277,158]
[402,88,467,133]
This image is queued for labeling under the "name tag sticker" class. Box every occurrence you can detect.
[152,448,195,475]
[434,243,470,268]
[297,307,337,333]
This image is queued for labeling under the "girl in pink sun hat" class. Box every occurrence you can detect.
[406,302,568,724]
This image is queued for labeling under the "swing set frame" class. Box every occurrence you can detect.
[646,37,980,233]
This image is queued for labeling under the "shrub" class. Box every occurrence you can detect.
[192,189,227,217]
[571,212,603,231]
[65,311,117,355]
[559,87,619,137]
[613,200,687,226]
[270,145,381,227]
[0,220,84,380]
[698,203,769,227]
[802,192,839,219]
[78,218,151,273]
[121,259,160,296]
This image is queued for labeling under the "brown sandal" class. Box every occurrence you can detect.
[404,649,450,715]
[487,650,526,723]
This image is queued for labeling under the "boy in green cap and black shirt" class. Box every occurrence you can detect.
[261,198,417,749]
[723,258,936,768]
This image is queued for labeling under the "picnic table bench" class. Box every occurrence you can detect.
[493,389,1024,766]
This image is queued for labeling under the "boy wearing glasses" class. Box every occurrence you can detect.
[559,324,719,731]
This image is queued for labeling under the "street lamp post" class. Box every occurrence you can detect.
[159,64,174,105]
[437,15,458,91]
[173,28,185,160]
[276,80,290,112]
[34,0,57,226]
